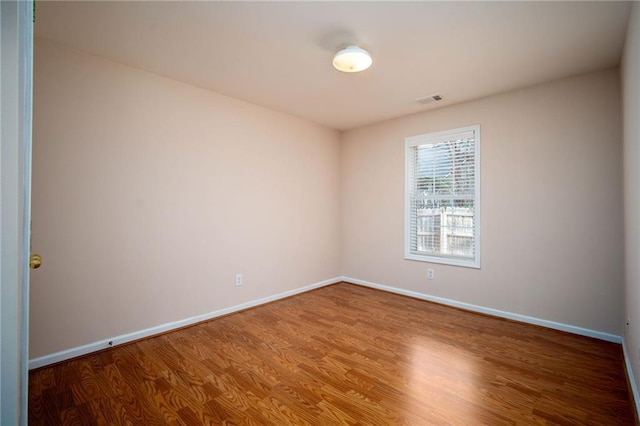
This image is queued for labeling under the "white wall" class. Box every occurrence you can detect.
[622,2,640,407]
[30,39,341,358]
[341,69,623,335]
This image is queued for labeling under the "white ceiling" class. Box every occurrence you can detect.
[35,1,632,131]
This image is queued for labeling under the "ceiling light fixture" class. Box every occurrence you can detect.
[332,45,372,73]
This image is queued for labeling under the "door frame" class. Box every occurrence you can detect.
[1,1,33,424]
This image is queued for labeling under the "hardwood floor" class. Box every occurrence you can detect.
[29,283,636,425]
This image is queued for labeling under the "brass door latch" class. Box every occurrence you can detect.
[29,253,42,269]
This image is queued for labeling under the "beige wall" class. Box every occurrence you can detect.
[32,36,627,361]
[30,39,341,358]
[623,3,640,402]
[341,69,623,335]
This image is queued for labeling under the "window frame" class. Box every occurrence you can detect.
[404,124,481,268]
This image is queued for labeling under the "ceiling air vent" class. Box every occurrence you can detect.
[415,94,443,105]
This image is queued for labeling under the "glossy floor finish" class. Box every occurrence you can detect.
[29,283,636,425]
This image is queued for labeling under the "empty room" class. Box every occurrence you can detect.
[3,0,640,424]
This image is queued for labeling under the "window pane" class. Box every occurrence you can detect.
[414,202,475,258]
[405,125,480,268]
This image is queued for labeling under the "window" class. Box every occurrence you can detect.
[405,125,480,268]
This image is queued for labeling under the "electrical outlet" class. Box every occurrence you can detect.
[235,274,243,286]
[427,269,435,280]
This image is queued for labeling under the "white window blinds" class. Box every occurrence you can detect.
[405,125,480,268]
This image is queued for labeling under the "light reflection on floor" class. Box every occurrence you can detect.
[405,335,484,423]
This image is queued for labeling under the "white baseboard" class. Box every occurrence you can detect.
[29,275,624,370]
[622,338,640,419]
[28,276,342,370]
[342,276,622,344]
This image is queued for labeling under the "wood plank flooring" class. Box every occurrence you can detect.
[29,283,636,425]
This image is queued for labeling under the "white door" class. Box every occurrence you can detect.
[1,1,33,425]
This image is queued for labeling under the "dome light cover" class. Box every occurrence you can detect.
[332,45,372,73]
